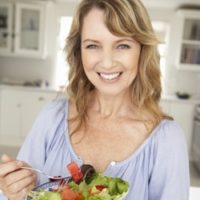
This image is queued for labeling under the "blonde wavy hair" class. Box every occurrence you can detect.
[65,0,171,133]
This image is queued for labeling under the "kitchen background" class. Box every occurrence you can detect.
[0,0,200,198]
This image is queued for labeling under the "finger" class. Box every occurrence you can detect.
[1,184,32,200]
[8,182,35,200]
[1,155,27,168]
[26,182,36,195]
[4,168,35,186]
[0,160,23,177]
[6,189,27,200]
[7,173,36,194]
[1,154,14,162]
[0,161,23,176]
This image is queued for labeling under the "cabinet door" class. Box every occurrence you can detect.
[176,10,200,70]
[170,102,195,152]
[160,100,195,156]
[0,3,13,54]
[14,3,45,57]
[20,91,57,138]
[159,100,171,115]
[0,90,22,137]
[0,89,57,139]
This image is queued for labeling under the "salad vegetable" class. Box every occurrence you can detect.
[67,162,83,183]
[28,163,129,200]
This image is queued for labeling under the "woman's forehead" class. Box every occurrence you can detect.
[81,8,132,39]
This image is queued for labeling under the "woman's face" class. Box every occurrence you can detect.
[81,8,141,96]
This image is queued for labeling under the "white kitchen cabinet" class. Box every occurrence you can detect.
[175,9,200,71]
[160,99,195,156]
[0,2,12,54]
[170,102,195,153]
[0,2,46,58]
[0,88,57,139]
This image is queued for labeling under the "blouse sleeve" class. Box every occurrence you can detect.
[149,120,190,200]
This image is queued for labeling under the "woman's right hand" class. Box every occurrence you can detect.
[0,154,37,200]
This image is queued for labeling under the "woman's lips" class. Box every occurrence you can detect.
[98,72,122,81]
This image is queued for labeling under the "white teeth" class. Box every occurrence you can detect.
[99,72,121,80]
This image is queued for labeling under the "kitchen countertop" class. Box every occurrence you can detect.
[0,136,24,147]
[0,84,64,93]
[161,94,200,104]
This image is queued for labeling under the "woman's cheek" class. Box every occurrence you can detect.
[83,54,98,70]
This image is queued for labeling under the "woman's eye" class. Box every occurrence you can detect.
[86,44,98,49]
[118,44,130,49]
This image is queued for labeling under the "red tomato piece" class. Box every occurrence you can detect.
[67,162,83,183]
[95,185,107,191]
[67,162,80,175]
[75,193,84,200]
[61,186,78,200]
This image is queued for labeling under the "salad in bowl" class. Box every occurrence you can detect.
[27,162,129,200]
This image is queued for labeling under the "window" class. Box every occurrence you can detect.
[152,21,170,94]
[55,16,72,88]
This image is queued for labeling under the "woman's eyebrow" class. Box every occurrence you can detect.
[82,39,99,43]
[82,38,136,44]
[116,39,136,43]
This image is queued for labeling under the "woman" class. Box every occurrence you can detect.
[0,0,189,199]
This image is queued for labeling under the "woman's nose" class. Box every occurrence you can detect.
[100,50,114,69]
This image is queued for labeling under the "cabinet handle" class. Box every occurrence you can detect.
[1,32,12,38]
[38,97,45,101]
[2,32,8,38]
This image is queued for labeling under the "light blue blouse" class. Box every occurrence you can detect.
[0,98,190,200]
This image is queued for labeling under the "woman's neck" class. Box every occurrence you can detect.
[89,90,134,119]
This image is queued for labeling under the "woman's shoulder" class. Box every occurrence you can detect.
[156,119,185,141]
[29,96,69,134]
[26,96,68,142]
[43,96,68,112]
[134,119,186,158]
[152,119,187,151]
[38,96,68,120]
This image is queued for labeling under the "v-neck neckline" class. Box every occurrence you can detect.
[63,99,167,172]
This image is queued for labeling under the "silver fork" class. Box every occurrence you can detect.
[20,166,64,180]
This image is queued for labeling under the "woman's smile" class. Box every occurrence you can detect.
[97,72,122,82]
